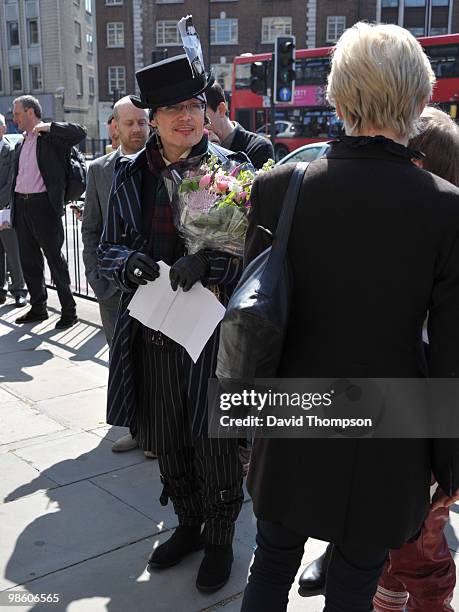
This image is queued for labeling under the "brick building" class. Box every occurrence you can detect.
[313,0,459,49]
[141,0,309,93]
[95,0,143,137]
[97,1,459,107]
[0,0,98,137]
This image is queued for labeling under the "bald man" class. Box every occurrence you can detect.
[82,97,150,452]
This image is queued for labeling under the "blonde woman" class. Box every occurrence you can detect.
[240,24,459,611]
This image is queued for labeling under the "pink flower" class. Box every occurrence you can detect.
[214,175,233,193]
[199,174,212,189]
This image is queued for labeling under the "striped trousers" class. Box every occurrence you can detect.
[135,326,243,545]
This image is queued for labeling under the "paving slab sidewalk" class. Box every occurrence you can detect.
[1,293,458,612]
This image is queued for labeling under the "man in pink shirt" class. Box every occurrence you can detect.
[11,95,86,328]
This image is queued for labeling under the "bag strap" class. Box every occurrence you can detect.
[261,162,309,291]
[275,161,309,252]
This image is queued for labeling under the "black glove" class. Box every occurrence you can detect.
[126,252,160,285]
[169,251,210,292]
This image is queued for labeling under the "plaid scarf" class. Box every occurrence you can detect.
[142,134,209,264]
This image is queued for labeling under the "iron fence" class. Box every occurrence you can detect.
[45,201,97,302]
[79,138,111,159]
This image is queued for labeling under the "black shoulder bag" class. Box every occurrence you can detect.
[216,162,309,379]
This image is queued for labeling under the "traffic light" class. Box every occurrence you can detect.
[250,61,268,95]
[274,35,296,104]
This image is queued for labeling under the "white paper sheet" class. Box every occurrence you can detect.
[128,261,226,362]
[0,209,11,228]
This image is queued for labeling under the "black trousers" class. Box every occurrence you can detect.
[14,194,76,314]
[135,327,243,545]
[159,439,243,545]
[241,520,388,612]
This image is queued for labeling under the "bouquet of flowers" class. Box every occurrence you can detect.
[169,155,274,256]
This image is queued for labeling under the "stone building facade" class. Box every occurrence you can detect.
[0,0,98,137]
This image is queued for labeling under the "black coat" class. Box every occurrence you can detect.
[11,122,86,221]
[228,123,274,170]
[245,136,459,549]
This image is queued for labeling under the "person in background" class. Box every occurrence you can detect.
[205,81,274,169]
[82,96,151,455]
[11,95,86,329]
[372,106,459,612]
[241,23,459,611]
[299,108,459,612]
[105,114,120,154]
[0,113,27,307]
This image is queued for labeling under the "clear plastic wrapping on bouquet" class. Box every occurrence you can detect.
[165,155,259,257]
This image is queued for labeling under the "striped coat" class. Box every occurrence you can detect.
[97,142,242,438]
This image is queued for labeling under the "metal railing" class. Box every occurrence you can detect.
[79,138,111,159]
[45,201,97,302]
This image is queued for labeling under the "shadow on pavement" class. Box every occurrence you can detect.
[0,302,109,369]
[2,432,156,612]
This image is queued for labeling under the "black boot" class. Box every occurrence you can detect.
[196,543,234,592]
[148,525,203,569]
[298,544,332,591]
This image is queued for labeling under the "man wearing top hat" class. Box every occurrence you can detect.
[97,54,245,592]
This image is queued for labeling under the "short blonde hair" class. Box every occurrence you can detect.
[327,22,435,139]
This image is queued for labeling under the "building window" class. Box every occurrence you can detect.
[108,65,126,95]
[156,20,180,45]
[85,0,92,13]
[210,18,238,45]
[76,63,84,95]
[30,64,42,90]
[89,75,95,96]
[86,32,93,54]
[10,67,22,91]
[407,26,425,36]
[107,22,124,47]
[430,26,448,35]
[27,19,39,45]
[156,0,184,3]
[326,16,346,43]
[405,0,426,6]
[105,0,123,5]
[261,17,292,44]
[7,22,19,47]
[432,0,449,5]
[75,21,82,48]
[381,0,398,6]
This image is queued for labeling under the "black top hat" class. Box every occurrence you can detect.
[130,54,214,110]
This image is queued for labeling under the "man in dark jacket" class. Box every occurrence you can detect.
[98,55,244,593]
[11,95,86,329]
[206,82,273,169]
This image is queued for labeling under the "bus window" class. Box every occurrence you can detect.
[295,57,331,86]
[255,109,267,131]
[426,45,459,79]
[235,63,253,90]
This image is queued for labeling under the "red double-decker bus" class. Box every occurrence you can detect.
[231,34,459,161]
